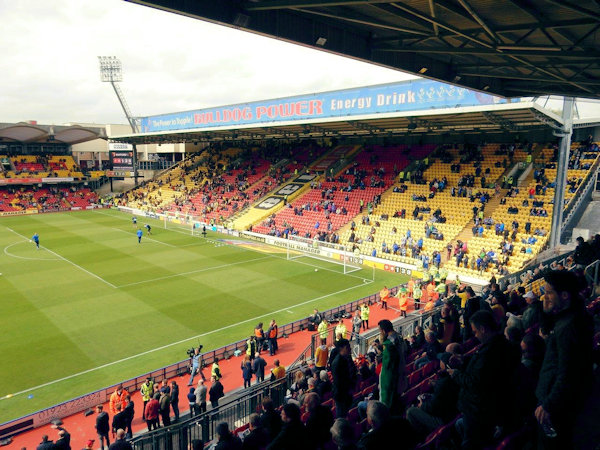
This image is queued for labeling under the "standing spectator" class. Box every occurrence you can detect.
[209,375,225,408]
[242,413,270,450]
[111,404,128,437]
[314,338,329,372]
[259,397,282,441]
[144,393,160,431]
[214,422,242,450]
[267,319,278,356]
[107,429,132,450]
[535,270,593,449]
[159,389,171,427]
[448,311,520,449]
[331,338,356,418]
[246,336,257,361]
[95,405,110,450]
[252,352,267,383]
[195,379,207,414]
[187,387,197,417]
[270,359,286,380]
[52,425,71,450]
[352,309,362,338]
[109,385,128,416]
[267,403,308,450]
[521,291,542,330]
[241,355,254,388]
[123,395,134,438]
[170,381,179,422]
[140,377,154,421]
[378,319,407,412]
[36,435,55,450]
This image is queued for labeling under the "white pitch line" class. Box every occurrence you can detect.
[2,280,372,400]
[117,255,272,288]
[5,227,117,289]
[3,241,61,261]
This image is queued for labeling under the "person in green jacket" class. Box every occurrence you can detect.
[378,319,407,412]
[318,318,329,341]
[360,303,370,330]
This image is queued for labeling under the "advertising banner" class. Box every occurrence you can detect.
[0,178,42,185]
[140,79,506,132]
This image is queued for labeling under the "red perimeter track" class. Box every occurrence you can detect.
[8,302,412,449]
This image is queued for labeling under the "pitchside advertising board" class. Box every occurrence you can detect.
[109,143,134,176]
[140,79,508,133]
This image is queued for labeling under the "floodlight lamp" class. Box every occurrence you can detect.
[316,37,327,46]
[418,67,428,74]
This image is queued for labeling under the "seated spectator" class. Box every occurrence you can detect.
[415,331,442,369]
[303,392,334,449]
[357,401,416,449]
[214,421,242,450]
[259,397,282,441]
[242,413,270,450]
[330,418,357,450]
[267,403,308,449]
[406,353,459,439]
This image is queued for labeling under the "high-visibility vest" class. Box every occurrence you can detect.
[335,323,347,339]
[360,305,370,320]
[254,327,263,338]
[268,325,278,339]
[211,362,221,380]
[398,294,408,311]
[380,288,390,301]
[318,321,329,339]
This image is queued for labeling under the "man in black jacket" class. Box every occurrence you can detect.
[242,413,270,450]
[112,404,128,436]
[331,338,356,419]
[36,435,54,450]
[51,425,71,450]
[535,270,593,449]
[95,404,110,449]
[449,310,520,449]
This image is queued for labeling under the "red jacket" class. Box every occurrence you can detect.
[145,398,159,420]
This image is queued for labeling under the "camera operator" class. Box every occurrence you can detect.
[187,346,205,386]
[308,308,323,331]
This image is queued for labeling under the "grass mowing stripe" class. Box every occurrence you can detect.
[1,279,371,401]
[5,227,117,289]
[116,255,272,288]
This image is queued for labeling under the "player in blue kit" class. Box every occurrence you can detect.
[145,223,152,235]
[31,232,40,249]
[137,229,143,243]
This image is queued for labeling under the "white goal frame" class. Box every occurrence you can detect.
[284,234,363,275]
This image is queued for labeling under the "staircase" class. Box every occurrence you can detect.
[441,188,509,264]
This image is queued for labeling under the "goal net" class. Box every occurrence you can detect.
[284,234,364,275]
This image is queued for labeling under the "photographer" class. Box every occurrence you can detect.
[187,346,205,387]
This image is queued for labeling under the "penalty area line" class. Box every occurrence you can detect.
[2,280,372,400]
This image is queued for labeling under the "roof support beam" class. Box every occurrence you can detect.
[455,0,501,43]
[293,7,431,35]
[545,0,600,21]
[245,0,397,10]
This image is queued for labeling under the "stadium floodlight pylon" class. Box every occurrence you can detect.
[98,56,139,133]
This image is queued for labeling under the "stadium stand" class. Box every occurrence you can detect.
[0,186,99,212]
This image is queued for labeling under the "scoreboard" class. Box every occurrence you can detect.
[109,143,135,175]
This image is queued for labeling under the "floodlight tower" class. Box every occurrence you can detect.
[98,56,139,133]
[98,56,140,186]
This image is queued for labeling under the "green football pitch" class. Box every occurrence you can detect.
[0,209,407,423]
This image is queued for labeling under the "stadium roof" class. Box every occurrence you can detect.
[111,101,565,144]
[128,0,600,100]
[0,123,107,145]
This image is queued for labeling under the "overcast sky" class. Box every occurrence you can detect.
[0,0,416,126]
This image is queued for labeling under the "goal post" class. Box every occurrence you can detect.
[284,234,365,276]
